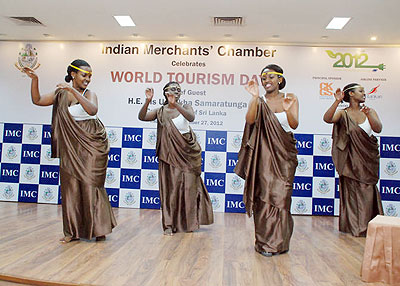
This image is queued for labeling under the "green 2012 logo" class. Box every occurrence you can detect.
[326,50,385,71]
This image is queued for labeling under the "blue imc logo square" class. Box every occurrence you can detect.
[39,165,59,185]
[225,194,246,213]
[201,151,205,172]
[0,163,20,183]
[19,184,38,203]
[142,149,159,170]
[42,125,52,145]
[226,152,238,173]
[380,137,400,158]
[107,148,121,168]
[312,198,334,215]
[380,180,400,201]
[204,173,225,193]
[335,178,340,199]
[122,128,143,148]
[21,144,41,164]
[106,188,120,207]
[3,123,23,143]
[120,169,141,189]
[295,134,313,155]
[206,131,227,152]
[313,156,335,177]
[140,190,160,209]
[292,176,313,197]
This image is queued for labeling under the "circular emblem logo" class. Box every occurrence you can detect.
[26,127,38,141]
[147,131,157,146]
[318,179,330,194]
[318,137,331,152]
[107,129,118,144]
[297,158,309,172]
[106,170,116,184]
[211,195,221,209]
[24,166,36,180]
[125,151,137,166]
[15,44,40,71]
[124,192,136,205]
[385,204,398,217]
[6,145,18,160]
[230,175,243,190]
[384,161,398,176]
[209,154,222,169]
[3,185,15,199]
[231,135,242,150]
[295,200,308,214]
[145,172,158,186]
[42,187,55,201]
[44,147,54,161]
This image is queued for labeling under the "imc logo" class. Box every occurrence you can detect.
[380,180,400,201]
[292,176,312,197]
[312,198,334,215]
[380,137,400,158]
[313,156,335,177]
[106,188,119,208]
[140,190,160,209]
[107,148,121,168]
[18,184,38,203]
[225,194,246,213]
[226,152,238,173]
[205,173,225,193]
[21,144,41,164]
[122,127,142,148]
[335,178,340,199]
[39,165,59,185]
[142,149,159,170]
[0,163,20,183]
[120,169,141,189]
[41,125,52,145]
[294,134,313,155]
[3,123,23,143]
[206,131,227,152]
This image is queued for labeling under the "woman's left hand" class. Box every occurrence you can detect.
[166,92,177,107]
[360,104,371,115]
[283,94,297,112]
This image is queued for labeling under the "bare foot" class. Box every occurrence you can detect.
[59,237,79,243]
[163,229,174,236]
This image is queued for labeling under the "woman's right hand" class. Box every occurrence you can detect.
[145,88,154,102]
[22,67,38,80]
[334,88,344,102]
[245,80,259,98]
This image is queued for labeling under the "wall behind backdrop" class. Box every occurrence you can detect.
[0,41,399,216]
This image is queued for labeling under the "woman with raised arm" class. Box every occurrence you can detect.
[23,59,116,243]
[138,81,213,235]
[234,64,299,257]
[323,83,383,237]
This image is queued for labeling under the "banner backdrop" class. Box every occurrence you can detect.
[0,41,399,216]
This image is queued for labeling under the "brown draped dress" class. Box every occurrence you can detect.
[332,110,383,237]
[156,106,214,233]
[235,97,298,254]
[51,89,117,240]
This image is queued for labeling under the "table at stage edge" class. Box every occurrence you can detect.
[361,215,400,285]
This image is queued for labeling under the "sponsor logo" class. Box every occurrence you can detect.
[107,129,118,144]
[385,204,398,217]
[206,131,227,152]
[319,82,334,97]
[145,172,158,186]
[3,185,15,199]
[380,137,400,158]
[209,154,222,169]
[297,158,309,172]
[295,200,308,214]
[15,43,40,72]
[231,135,242,149]
[26,127,39,141]
[384,161,398,176]
[106,170,117,184]
[42,187,55,201]
[125,151,138,165]
[325,50,385,71]
[318,137,331,152]
[147,131,157,146]
[45,147,54,161]
[366,85,382,100]
[124,191,136,205]
[317,179,330,194]
[210,195,221,209]
[24,166,36,180]
[6,145,18,160]
[230,175,243,190]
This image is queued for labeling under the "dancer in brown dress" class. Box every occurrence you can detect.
[323,83,383,237]
[23,59,116,243]
[235,64,298,257]
[138,81,213,235]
